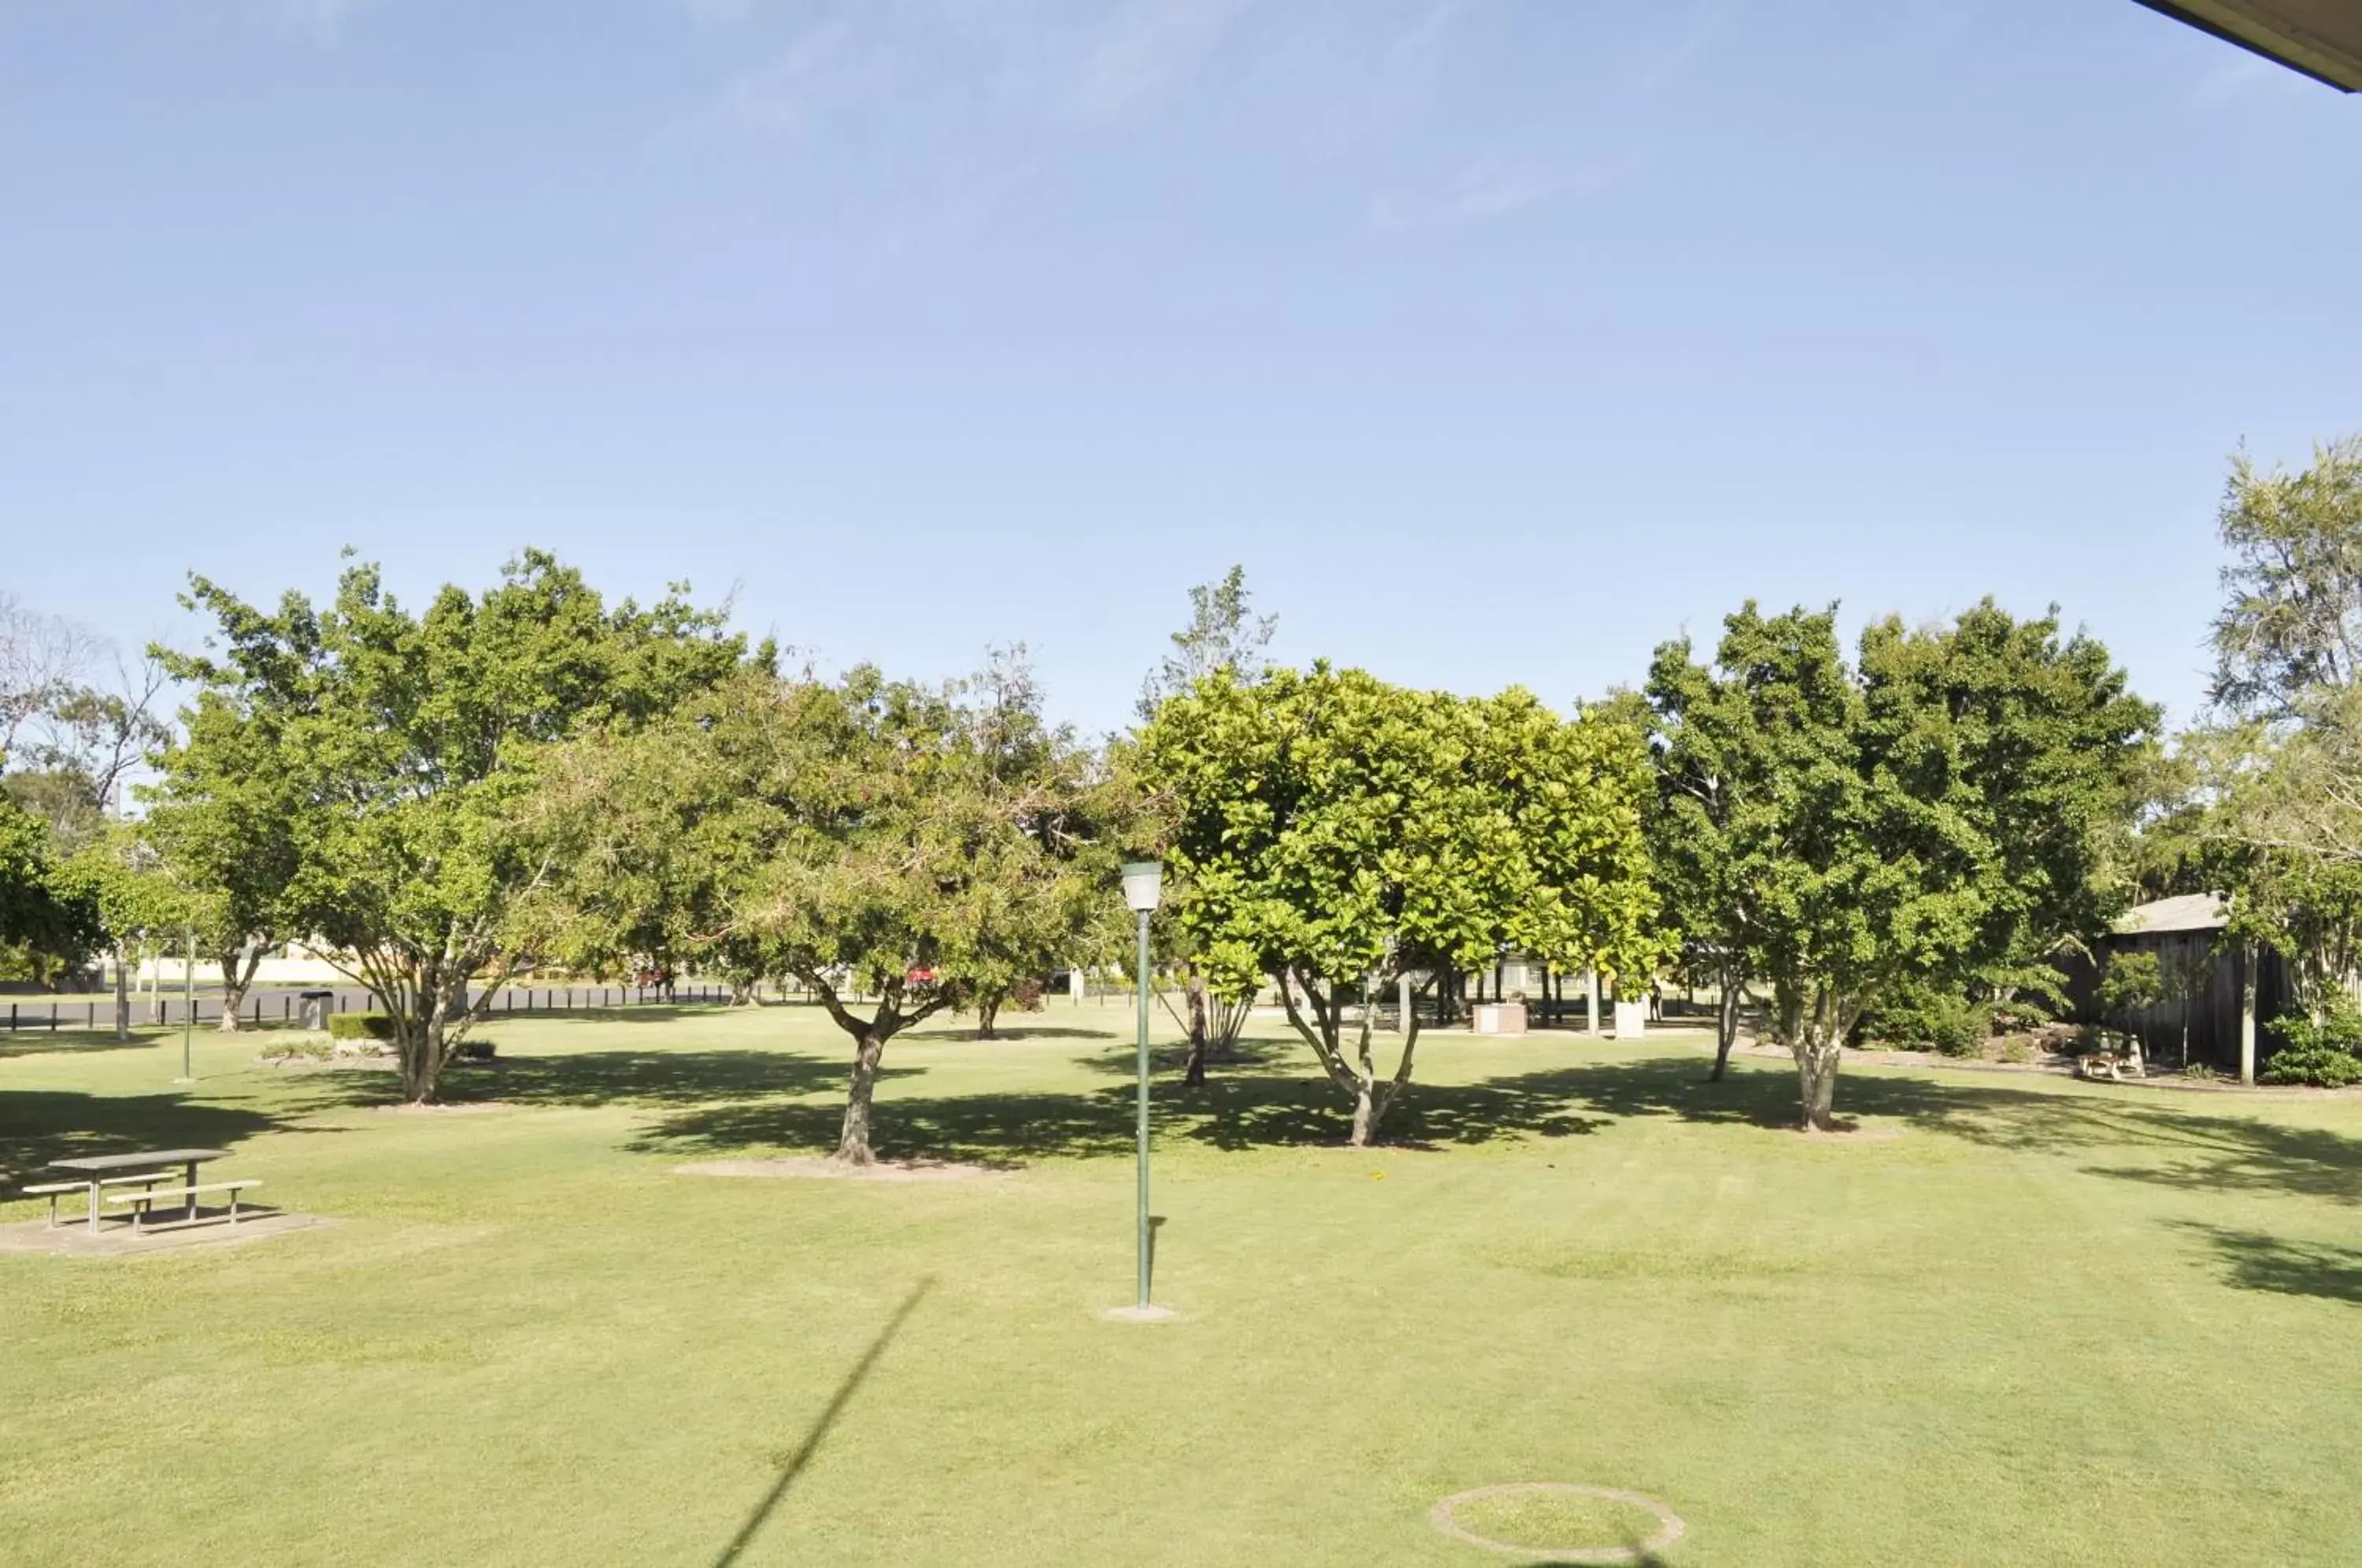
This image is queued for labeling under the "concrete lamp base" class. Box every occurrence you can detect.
[1101,1304,1179,1324]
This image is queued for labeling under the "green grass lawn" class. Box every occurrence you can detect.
[5,1002,2361,1566]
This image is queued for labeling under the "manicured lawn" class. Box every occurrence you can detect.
[4,1002,2361,1565]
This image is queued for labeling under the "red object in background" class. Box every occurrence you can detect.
[905,967,936,986]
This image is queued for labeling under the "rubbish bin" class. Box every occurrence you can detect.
[298,989,335,1031]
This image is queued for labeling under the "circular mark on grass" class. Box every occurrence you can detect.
[1429,1483,1684,1564]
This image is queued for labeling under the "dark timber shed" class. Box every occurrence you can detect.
[2068,893,2282,1082]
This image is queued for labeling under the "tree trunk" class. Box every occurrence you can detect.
[835,1026,892,1165]
[1786,983,1849,1131]
[396,1016,443,1104]
[1183,969,1210,1086]
[1709,963,1743,1082]
[1794,1041,1841,1130]
[1349,1078,1379,1146]
[216,952,257,1033]
[113,943,131,1041]
[977,998,1000,1040]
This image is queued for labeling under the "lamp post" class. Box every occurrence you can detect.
[1120,860,1163,1314]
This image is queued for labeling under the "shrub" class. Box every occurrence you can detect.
[1926,998,1985,1057]
[1009,977,1046,1013]
[1859,981,1948,1050]
[2261,997,2362,1086]
[2277,995,2362,1054]
[2000,1037,2033,1064]
[1991,1000,2049,1034]
[328,1011,396,1041]
[2183,1063,2218,1082]
[2261,1045,2362,1088]
[454,1039,496,1062]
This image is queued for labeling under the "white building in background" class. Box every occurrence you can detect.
[131,938,348,987]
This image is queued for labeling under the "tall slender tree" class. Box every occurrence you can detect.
[1135,566,1279,1084]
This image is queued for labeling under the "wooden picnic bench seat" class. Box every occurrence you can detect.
[21,1173,176,1230]
[106,1179,261,1231]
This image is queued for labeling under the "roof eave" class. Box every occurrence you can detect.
[2134,0,2362,92]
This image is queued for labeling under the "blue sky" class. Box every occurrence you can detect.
[3,0,2356,734]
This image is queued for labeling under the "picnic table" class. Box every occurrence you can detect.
[44,1150,228,1233]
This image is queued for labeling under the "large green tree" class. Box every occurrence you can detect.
[2190,436,2362,1035]
[157,551,748,1101]
[1651,607,1979,1130]
[1856,600,2160,1008]
[536,662,1120,1164]
[1142,663,1657,1146]
[1653,601,2157,1118]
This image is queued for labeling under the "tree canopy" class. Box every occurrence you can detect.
[156,550,750,1100]
[1142,662,1656,1145]
[537,658,1124,1163]
[1647,602,2154,1128]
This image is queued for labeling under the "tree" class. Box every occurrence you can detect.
[1855,600,2160,1011]
[50,823,190,1037]
[142,679,309,1031]
[1142,664,1656,1145]
[0,795,96,979]
[1135,568,1283,1084]
[0,609,166,994]
[2097,949,2164,1062]
[2190,437,2362,1030]
[539,662,1120,1164]
[1651,606,1989,1130]
[1135,564,1277,723]
[0,592,104,766]
[1646,645,1770,1081]
[1653,598,2159,1119]
[2209,435,2362,720]
[157,551,749,1102]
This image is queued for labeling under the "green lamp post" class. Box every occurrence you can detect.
[1113,860,1172,1321]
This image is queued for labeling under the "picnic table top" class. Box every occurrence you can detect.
[48,1149,228,1174]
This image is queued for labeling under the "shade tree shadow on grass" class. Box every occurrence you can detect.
[2170,1222,2362,1307]
[626,1068,1609,1167]
[1516,1055,2362,1207]
[437,1048,891,1110]
[0,1090,301,1198]
[305,1029,2362,1210]
[0,1029,175,1063]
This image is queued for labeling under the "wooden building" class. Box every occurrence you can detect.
[2069,893,2282,1081]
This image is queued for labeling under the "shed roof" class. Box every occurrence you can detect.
[2116,893,2231,936]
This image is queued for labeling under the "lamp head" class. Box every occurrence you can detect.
[1120,860,1164,914]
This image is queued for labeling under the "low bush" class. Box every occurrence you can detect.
[2260,1045,2362,1088]
[1927,998,1986,1057]
[1009,977,1046,1013]
[454,1040,496,1062]
[1991,1000,2050,1035]
[2183,1063,2218,1082]
[328,1011,396,1041]
[260,1037,335,1063]
[2000,1037,2033,1064]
